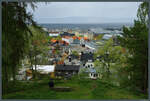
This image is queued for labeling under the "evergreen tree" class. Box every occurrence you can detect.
[2,2,37,92]
[118,2,148,93]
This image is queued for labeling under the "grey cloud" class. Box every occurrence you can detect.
[27,2,141,23]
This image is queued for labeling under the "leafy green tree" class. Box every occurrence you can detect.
[55,36,61,40]
[47,36,53,44]
[137,2,149,24]
[94,38,128,81]
[55,49,60,55]
[78,67,88,79]
[96,34,104,40]
[72,51,79,57]
[118,2,148,93]
[78,35,84,37]
[28,26,49,79]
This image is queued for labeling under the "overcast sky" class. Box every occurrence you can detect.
[27,2,141,24]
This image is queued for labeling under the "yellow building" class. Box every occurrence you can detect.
[75,31,80,36]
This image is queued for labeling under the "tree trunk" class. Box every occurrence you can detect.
[106,62,111,78]
[29,53,34,79]
[34,55,37,80]
[3,64,9,88]
[143,63,148,94]
[12,65,16,83]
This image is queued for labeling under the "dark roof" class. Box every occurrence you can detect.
[55,65,80,71]
[73,39,80,44]
[69,54,78,59]
[80,52,94,62]
[60,32,75,37]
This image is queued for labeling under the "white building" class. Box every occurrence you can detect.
[88,68,99,79]
[103,34,113,40]
[49,32,60,37]
[32,65,55,74]
[81,60,100,79]
[16,65,55,81]
[84,60,94,68]
[62,37,73,44]
[80,38,85,45]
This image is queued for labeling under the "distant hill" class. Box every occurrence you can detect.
[37,16,135,24]
[39,23,133,30]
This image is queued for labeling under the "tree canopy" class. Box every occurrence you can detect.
[2,2,37,93]
[118,2,148,93]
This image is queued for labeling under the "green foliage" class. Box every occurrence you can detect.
[55,49,60,55]
[94,38,128,81]
[72,51,79,57]
[78,68,89,79]
[78,35,84,37]
[118,2,148,93]
[55,36,61,40]
[2,2,37,90]
[137,2,149,24]
[47,36,53,44]
[96,34,104,40]
[27,26,50,78]
[28,26,49,53]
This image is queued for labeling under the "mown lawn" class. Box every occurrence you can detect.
[2,77,148,99]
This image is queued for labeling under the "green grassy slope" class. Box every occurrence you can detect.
[2,78,147,99]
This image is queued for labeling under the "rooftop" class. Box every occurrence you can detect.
[55,65,80,71]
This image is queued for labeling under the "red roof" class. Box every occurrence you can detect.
[84,37,88,40]
[51,39,57,43]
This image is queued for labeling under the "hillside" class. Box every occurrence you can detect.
[3,77,147,99]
